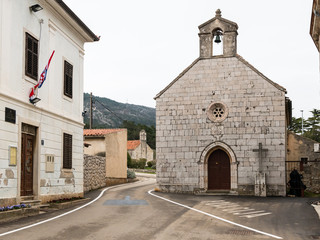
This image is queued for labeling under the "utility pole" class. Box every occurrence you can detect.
[90,92,93,129]
[301,110,304,134]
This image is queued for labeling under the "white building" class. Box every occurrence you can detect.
[0,0,99,206]
[127,130,154,163]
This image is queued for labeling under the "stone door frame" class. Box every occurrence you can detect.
[198,141,238,192]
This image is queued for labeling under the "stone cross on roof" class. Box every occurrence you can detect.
[253,143,268,173]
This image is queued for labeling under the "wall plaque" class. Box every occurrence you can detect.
[9,146,17,166]
[5,107,16,124]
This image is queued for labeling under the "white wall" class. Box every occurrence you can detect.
[0,0,90,203]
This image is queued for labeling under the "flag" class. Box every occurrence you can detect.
[29,50,55,102]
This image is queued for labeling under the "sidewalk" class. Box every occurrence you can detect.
[135,172,156,178]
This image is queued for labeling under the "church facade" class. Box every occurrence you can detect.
[155,10,290,196]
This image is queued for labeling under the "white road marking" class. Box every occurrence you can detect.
[222,207,243,212]
[234,210,265,215]
[0,180,148,238]
[148,190,282,240]
[204,200,272,218]
[240,212,272,218]
[234,210,265,217]
[229,208,255,213]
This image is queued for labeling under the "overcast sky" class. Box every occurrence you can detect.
[64,0,320,119]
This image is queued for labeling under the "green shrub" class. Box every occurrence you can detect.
[138,158,147,168]
[129,158,146,169]
[127,169,136,179]
[147,160,156,169]
[127,152,132,167]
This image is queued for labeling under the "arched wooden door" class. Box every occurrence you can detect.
[208,149,230,190]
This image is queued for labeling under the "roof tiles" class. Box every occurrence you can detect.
[127,140,141,150]
[83,129,125,136]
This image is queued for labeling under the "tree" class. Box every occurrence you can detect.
[303,109,320,142]
[120,120,156,149]
[288,117,303,134]
[289,109,320,142]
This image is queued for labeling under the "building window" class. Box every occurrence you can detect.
[63,133,72,169]
[25,33,38,80]
[64,61,73,98]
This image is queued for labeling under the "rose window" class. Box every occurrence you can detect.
[207,102,228,122]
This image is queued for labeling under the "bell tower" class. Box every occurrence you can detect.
[198,9,238,58]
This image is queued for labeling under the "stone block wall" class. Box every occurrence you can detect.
[303,162,320,193]
[156,56,287,196]
[83,154,106,192]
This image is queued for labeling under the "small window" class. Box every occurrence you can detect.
[300,158,308,164]
[64,61,73,98]
[63,133,72,169]
[25,33,38,80]
[300,157,308,171]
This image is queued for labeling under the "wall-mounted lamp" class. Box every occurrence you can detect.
[30,4,43,12]
[30,97,41,104]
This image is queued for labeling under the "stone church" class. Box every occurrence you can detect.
[154,10,291,196]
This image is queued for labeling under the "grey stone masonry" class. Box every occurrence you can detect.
[155,10,287,196]
[83,154,106,192]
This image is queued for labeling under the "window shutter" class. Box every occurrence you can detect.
[63,133,72,169]
[64,61,73,98]
[25,33,38,80]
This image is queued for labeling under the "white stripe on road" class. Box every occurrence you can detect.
[204,200,272,218]
[148,190,282,239]
[0,185,119,237]
[240,212,272,218]
[234,210,265,215]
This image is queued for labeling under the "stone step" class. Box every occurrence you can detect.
[20,199,41,206]
[20,196,34,201]
[39,204,50,209]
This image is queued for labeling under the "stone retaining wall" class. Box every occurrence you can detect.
[84,154,106,192]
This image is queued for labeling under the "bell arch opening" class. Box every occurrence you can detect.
[212,28,223,56]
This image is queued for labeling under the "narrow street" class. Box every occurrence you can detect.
[0,177,319,240]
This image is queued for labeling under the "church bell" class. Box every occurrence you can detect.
[214,34,221,43]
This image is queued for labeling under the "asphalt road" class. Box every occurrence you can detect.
[0,177,319,240]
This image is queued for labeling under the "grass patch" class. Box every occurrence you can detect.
[304,191,320,198]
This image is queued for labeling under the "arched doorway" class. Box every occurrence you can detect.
[208,149,230,190]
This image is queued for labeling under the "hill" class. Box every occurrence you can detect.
[83,93,156,128]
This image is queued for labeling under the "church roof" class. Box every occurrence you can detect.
[154,58,200,99]
[127,140,141,150]
[154,55,286,100]
[236,55,287,93]
[83,129,125,136]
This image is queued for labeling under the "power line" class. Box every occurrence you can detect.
[93,97,124,122]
